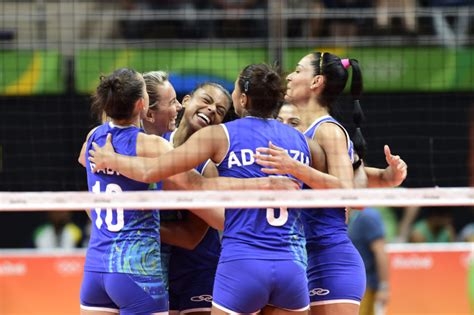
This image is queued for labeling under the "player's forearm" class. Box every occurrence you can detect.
[110,154,196,184]
[199,177,268,191]
[160,219,209,250]
[292,162,350,189]
[365,166,387,188]
[189,208,225,231]
[106,154,157,183]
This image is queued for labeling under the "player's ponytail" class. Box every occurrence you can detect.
[348,59,366,168]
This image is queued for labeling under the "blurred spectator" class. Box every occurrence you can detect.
[429,0,472,47]
[119,0,155,39]
[394,206,421,242]
[119,0,210,39]
[321,0,373,37]
[33,211,83,249]
[409,207,456,242]
[349,208,390,315]
[458,222,474,242]
[287,0,325,37]
[375,0,418,36]
[211,0,268,37]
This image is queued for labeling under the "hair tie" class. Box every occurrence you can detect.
[341,59,351,69]
[244,80,250,93]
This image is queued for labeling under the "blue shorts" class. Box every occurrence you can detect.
[169,268,216,313]
[212,259,309,313]
[307,241,365,305]
[80,271,168,314]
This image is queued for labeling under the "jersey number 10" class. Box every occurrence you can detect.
[92,181,125,232]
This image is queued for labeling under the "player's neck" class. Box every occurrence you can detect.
[141,120,162,137]
[173,123,193,147]
[299,100,328,130]
[111,117,140,128]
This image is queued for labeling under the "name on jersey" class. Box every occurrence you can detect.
[227,149,309,168]
[89,162,121,176]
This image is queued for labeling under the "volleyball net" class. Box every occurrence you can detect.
[0,187,473,211]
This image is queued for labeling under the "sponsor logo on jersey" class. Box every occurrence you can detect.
[309,288,330,296]
[190,295,213,302]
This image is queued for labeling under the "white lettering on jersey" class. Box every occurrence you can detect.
[90,162,121,176]
[227,149,309,168]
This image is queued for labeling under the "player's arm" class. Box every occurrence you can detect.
[89,125,225,183]
[255,139,347,189]
[78,126,99,167]
[161,162,224,247]
[160,212,209,250]
[78,126,100,218]
[315,124,354,189]
[186,162,225,231]
[90,127,300,191]
[363,145,407,188]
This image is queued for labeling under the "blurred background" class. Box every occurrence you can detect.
[0,0,473,314]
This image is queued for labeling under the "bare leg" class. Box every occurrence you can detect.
[80,308,118,315]
[310,303,359,315]
[211,305,234,315]
[262,305,308,315]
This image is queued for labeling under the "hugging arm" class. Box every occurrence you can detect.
[255,137,351,189]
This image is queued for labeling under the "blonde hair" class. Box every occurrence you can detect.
[143,70,169,109]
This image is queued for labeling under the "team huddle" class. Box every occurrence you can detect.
[79,52,407,315]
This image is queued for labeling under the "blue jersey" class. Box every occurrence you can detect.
[85,122,161,276]
[161,130,221,280]
[303,115,354,249]
[217,117,310,263]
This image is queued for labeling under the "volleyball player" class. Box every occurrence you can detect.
[80,68,169,315]
[88,64,350,314]
[276,102,303,131]
[80,67,298,315]
[257,52,406,315]
[161,82,232,315]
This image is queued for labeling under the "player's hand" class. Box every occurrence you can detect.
[382,145,407,187]
[255,141,297,175]
[88,133,115,173]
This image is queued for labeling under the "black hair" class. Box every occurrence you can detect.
[238,64,285,118]
[190,82,232,106]
[91,68,144,121]
[176,82,234,127]
[311,52,366,165]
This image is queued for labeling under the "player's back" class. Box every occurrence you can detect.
[85,122,161,276]
[217,117,310,263]
[303,115,354,249]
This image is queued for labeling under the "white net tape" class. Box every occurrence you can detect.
[0,187,473,211]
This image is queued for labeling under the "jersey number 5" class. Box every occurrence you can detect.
[92,181,124,232]
[266,207,288,226]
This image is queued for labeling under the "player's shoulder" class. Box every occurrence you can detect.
[315,120,347,142]
[137,133,173,157]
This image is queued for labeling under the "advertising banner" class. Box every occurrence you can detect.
[0,244,472,314]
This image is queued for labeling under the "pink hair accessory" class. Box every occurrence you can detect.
[341,59,351,69]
